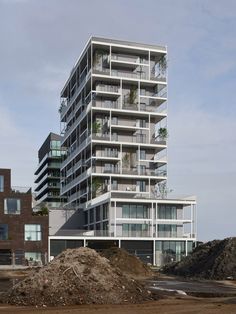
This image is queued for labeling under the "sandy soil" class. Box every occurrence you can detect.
[0,297,236,314]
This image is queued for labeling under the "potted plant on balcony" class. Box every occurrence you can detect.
[127,86,137,105]
[158,127,168,141]
[158,181,167,199]
[159,55,167,77]
[122,153,130,172]
[92,178,102,197]
[92,121,101,134]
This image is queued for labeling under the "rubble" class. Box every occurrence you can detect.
[163,237,236,280]
[101,247,153,278]
[1,247,157,306]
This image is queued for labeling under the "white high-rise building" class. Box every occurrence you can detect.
[49,37,197,266]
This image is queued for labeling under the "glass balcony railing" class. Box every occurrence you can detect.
[111,53,149,65]
[111,69,148,80]
[95,151,119,158]
[95,84,120,93]
[92,100,119,109]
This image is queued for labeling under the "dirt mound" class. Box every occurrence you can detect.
[1,247,156,306]
[101,247,153,278]
[163,237,236,280]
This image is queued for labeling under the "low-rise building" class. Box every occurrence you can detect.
[0,168,48,265]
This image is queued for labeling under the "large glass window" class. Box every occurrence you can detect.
[51,150,61,157]
[137,180,146,192]
[122,223,148,237]
[122,204,130,218]
[158,205,177,219]
[0,175,4,192]
[24,224,42,241]
[155,240,186,265]
[0,224,8,240]
[4,199,21,214]
[122,204,149,218]
[50,140,61,149]
[157,224,177,237]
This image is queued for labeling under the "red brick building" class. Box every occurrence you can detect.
[0,168,48,265]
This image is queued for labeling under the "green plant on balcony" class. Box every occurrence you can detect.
[159,55,167,76]
[127,86,137,104]
[32,203,49,216]
[122,153,130,169]
[158,127,168,141]
[158,181,167,199]
[40,205,49,216]
[92,121,101,134]
[92,178,102,197]
[93,49,106,69]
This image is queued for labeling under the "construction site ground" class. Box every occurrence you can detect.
[0,273,236,313]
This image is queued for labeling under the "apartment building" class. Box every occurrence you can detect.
[50,37,197,266]
[34,132,67,207]
[0,168,48,265]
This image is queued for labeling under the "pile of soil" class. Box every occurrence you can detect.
[101,247,153,278]
[1,247,156,306]
[163,237,236,280]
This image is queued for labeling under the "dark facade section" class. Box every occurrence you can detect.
[0,169,48,265]
[34,132,66,205]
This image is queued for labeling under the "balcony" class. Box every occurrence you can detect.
[94,150,120,159]
[139,99,167,114]
[111,69,148,80]
[92,166,120,175]
[95,84,120,94]
[111,120,148,130]
[122,168,167,177]
[60,70,91,119]
[61,167,91,194]
[92,133,110,141]
[92,100,119,109]
[111,53,149,65]
[61,135,92,169]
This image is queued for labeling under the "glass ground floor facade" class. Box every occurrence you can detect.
[49,238,195,266]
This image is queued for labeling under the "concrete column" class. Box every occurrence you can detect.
[153,240,156,266]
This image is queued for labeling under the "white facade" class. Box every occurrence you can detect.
[51,37,197,266]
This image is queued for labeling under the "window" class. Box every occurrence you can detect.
[158,205,177,219]
[122,204,149,219]
[50,140,61,149]
[122,223,148,236]
[111,179,118,190]
[51,150,61,157]
[96,206,100,221]
[89,208,94,223]
[24,224,42,241]
[4,198,21,214]
[0,224,8,240]
[140,150,146,160]
[137,180,146,192]
[0,175,4,192]
[157,224,177,237]
[25,252,42,262]
[122,204,130,218]
[103,204,108,220]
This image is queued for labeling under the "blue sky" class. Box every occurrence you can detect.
[0,0,235,241]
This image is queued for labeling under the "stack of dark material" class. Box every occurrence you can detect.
[163,237,236,280]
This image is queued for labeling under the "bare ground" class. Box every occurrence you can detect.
[0,297,236,314]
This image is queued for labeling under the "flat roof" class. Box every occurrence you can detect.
[91,36,167,52]
[61,36,167,95]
